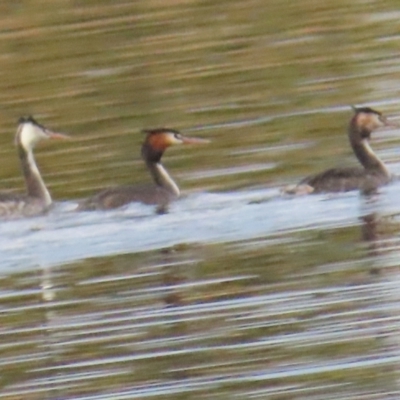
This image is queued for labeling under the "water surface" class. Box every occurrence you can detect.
[2,1,400,399]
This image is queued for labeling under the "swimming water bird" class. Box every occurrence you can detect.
[0,116,69,218]
[288,107,397,194]
[78,128,209,211]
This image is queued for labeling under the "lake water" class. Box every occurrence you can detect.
[2,1,400,399]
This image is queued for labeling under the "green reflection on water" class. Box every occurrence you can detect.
[0,0,397,201]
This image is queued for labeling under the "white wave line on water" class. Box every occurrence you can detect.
[1,181,399,271]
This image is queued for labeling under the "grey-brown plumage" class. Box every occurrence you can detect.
[0,116,68,218]
[78,128,209,211]
[291,107,396,194]
[81,184,176,211]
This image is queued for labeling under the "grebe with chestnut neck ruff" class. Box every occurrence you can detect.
[288,107,397,194]
[78,128,209,211]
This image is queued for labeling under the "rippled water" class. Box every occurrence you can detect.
[2,0,400,399]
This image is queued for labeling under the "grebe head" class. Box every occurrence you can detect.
[351,107,395,134]
[143,128,209,149]
[16,116,69,150]
[141,128,209,162]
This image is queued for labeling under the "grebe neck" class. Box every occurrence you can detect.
[146,160,180,197]
[18,144,52,206]
[348,121,390,177]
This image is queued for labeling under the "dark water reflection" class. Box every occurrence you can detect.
[2,0,400,399]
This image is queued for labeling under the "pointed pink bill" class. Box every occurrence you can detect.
[46,130,70,140]
[180,135,210,144]
[383,118,400,128]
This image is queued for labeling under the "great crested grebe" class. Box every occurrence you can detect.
[0,116,69,218]
[288,107,397,194]
[78,128,209,211]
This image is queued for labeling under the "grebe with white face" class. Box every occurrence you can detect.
[0,116,69,218]
[78,128,209,211]
[288,107,397,194]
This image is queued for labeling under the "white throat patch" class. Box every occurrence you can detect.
[19,123,47,150]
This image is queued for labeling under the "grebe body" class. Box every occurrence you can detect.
[79,128,209,211]
[292,107,396,194]
[0,116,68,218]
